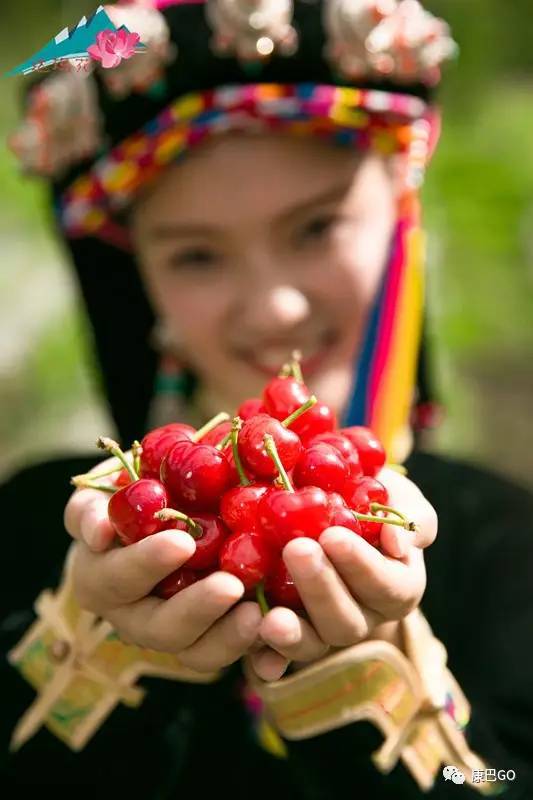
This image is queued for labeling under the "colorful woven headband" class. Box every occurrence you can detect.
[60,82,436,247]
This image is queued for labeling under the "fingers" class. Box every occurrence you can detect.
[64,488,115,552]
[249,648,290,682]
[319,526,426,620]
[282,538,379,647]
[178,602,262,673]
[377,468,438,551]
[106,571,245,653]
[72,530,196,612]
[258,606,329,663]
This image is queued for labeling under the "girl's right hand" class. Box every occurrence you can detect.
[64,481,263,674]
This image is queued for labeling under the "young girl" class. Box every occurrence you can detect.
[2,2,532,798]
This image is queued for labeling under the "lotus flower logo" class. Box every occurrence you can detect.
[87,28,141,69]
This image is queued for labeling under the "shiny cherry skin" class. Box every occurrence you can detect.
[239,414,302,479]
[140,423,195,479]
[161,440,234,512]
[108,479,169,545]
[341,426,386,477]
[163,512,231,570]
[220,484,271,533]
[327,492,347,515]
[258,486,331,550]
[308,432,363,480]
[289,401,337,445]
[329,504,365,538]
[219,531,275,590]
[265,560,303,610]
[343,476,388,546]
[153,568,199,600]
[293,443,348,493]
[237,397,266,420]
[262,376,311,421]
[200,421,232,448]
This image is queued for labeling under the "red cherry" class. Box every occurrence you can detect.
[219,531,275,590]
[264,560,303,610]
[308,432,363,480]
[162,511,231,570]
[161,440,234,511]
[140,423,195,479]
[262,376,311,421]
[154,568,198,600]
[343,476,388,546]
[341,426,386,477]
[238,397,266,420]
[220,484,271,533]
[293,443,348,493]
[108,479,169,545]
[329,504,364,537]
[199,421,232,448]
[258,486,331,550]
[327,492,347,515]
[114,468,132,487]
[239,414,302,479]
[289,402,337,444]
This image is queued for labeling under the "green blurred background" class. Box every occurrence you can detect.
[0,1,532,485]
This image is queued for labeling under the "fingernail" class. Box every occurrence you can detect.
[390,531,408,559]
[287,540,323,579]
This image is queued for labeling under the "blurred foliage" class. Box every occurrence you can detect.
[0,0,532,483]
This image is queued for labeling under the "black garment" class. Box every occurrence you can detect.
[1,452,532,799]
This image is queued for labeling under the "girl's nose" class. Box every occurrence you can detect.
[242,284,311,334]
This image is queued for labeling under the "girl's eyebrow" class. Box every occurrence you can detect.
[145,182,353,240]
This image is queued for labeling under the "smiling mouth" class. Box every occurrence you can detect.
[237,331,341,378]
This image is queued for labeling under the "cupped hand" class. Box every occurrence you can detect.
[249,468,438,681]
[64,463,263,674]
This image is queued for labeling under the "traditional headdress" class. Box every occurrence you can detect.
[8,0,456,457]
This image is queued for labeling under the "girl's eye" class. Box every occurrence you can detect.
[168,247,219,270]
[297,214,340,243]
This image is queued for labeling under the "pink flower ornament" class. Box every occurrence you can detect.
[88,28,141,69]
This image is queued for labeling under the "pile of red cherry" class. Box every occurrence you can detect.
[74,360,412,611]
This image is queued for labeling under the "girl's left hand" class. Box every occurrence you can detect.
[249,468,438,681]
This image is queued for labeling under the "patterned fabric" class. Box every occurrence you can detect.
[59,81,433,242]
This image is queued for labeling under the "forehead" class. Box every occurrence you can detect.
[133,132,389,229]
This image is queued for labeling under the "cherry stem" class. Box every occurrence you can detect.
[155,508,202,539]
[215,431,232,451]
[231,417,250,487]
[351,509,415,532]
[71,462,123,482]
[193,412,231,442]
[255,582,270,616]
[263,434,294,493]
[96,437,138,482]
[282,395,317,428]
[370,503,417,532]
[70,477,116,494]
[289,349,304,383]
[132,440,142,475]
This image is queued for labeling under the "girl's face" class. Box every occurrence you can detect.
[132,134,397,416]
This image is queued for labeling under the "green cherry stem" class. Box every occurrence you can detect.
[231,417,250,487]
[255,581,270,616]
[370,503,417,532]
[289,349,304,383]
[132,440,142,476]
[97,437,138,482]
[215,431,232,451]
[351,509,415,531]
[282,395,317,428]
[263,434,294,493]
[70,462,124,483]
[155,508,203,539]
[193,412,231,442]
[70,477,116,494]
